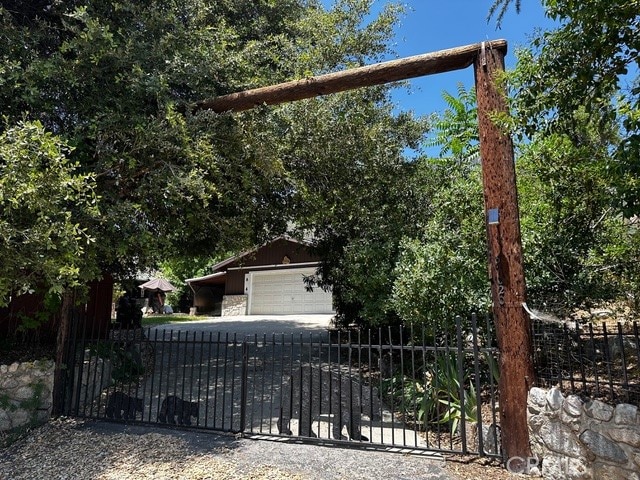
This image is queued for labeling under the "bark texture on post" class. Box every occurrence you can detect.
[194,40,506,114]
[474,43,536,464]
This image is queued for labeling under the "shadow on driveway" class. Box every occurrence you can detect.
[150,314,334,338]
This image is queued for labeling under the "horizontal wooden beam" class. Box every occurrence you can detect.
[193,39,507,114]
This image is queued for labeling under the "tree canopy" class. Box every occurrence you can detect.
[0,0,416,309]
[0,121,98,306]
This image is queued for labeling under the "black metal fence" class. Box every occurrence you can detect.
[532,320,640,406]
[63,315,502,457]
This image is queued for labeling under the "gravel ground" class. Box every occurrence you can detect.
[0,419,461,480]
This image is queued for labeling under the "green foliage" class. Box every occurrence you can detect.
[0,121,98,307]
[244,82,429,326]
[426,84,479,162]
[0,0,416,309]
[488,0,522,27]
[507,1,640,311]
[0,393,16,412]
[19,381,46,416]
[382,354,478,435]
[392,86,490,327]
[90,341,145,384]
[510,0,640,218]
[0,379,48,448]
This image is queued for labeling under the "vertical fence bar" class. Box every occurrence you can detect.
[240,340,249,433]
[367,329,374,443]
[327,330,334,437]
[421,324,430,449]
[319,333,326,440]
[196,331,205,427]
[169,330,180,420]
[287,333,294,437]
[221,333,229,431]
[616,323,629,393]
[91,315,110,419]
[410,323,418,448]
[230,333,238,432]
[399,325,406,446]
[490,315,501,456]
[143,328,150,422]
[445,326,453,451]
[634,322,640,374]
[189,330,197,409]
[74,313,89,417]
[63,311,79,416]
[602,324,615,401]
[587,323,600,397]
[388,326,395,446]
[157,329,168,423]
[300,333,320,437]
[347,330,353,441]
[204,331,213,428]
[248,334,258,434]
[180,331,189,413]
[378,327,383,445]
[565,323,575,391]
[456,317,468,454]
[575,322,587,394]
[337,330,342,440]
[268,333,276,434]
[471,314,484,455]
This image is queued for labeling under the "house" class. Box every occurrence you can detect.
[186,237,333,316]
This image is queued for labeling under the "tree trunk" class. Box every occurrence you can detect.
[52,289,75,416]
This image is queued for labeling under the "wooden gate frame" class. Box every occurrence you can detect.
[192,39,536,463]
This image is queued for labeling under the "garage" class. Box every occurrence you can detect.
[247,267,333,315]
[186,237,334,316]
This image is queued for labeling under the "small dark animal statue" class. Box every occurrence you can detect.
[158,395,200,425]
[278,366,381,441]
[105,391,144,420]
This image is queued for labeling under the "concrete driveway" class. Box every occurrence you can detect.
[150,314,335,338]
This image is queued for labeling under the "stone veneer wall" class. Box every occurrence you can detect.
[221,295,247,316]
[0,360,54,432]
[528,386,640,480]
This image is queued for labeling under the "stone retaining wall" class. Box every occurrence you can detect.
[0,360,54,432]
[222,295,247,316]
[528,386,640,479]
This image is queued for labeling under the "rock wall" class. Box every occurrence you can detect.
[0,360,54,432]
[221,295,247,316]
[528,386,640,479]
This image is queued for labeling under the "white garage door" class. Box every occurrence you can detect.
[248,268,333,315]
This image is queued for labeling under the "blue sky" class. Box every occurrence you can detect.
[322,1,555,117]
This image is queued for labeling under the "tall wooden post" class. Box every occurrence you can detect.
[474,42,535,464]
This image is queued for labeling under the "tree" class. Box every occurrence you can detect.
[256,87,428,327]
[0,121,98,308]
[0,0,408,293]
[501,0,640,311]
[516,106,630,308]
[391,86,490,328]
[507,0,639,217]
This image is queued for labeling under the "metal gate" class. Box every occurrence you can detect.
[63,316,501,457]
